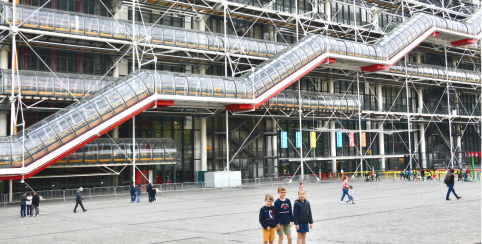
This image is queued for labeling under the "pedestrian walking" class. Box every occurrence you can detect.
[151,186,157,202]
[136,184,141,203]
[340,176,349,203]
[130,182,136,203]
[421,169,425,181]
[445,169,462,201]
[20,193,27,218]
[346,185,356,204]
[26,193,32,217]
[74,187,87,213]
[147,183,153,203]
[293,189,313,244]
[466,166,472,182]
[32,192,40,217]
[375,169,381,181]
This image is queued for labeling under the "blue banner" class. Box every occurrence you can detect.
[336,132,343,148]
[281,132,288,149]
[296,132,301,148]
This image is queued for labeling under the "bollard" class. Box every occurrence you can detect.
[114,187,117,198]
[63,190,66,202]
[393,172,395,181]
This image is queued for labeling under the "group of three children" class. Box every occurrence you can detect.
[259,185,313,244]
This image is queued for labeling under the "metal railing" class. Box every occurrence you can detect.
[4,173,427,206]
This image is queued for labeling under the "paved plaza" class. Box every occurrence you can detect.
[0,179,480,244]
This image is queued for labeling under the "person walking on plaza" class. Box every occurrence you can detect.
[259,194,277,244]
[151,186,157,202]
[293,189,313,244]
[20,193,27,218]
[445,169,462,201]
[136,184,142,203]
[130,182,136,203]
[466,166,472,182]
[275,186,293,244]
[375,169,381,181]
[74,187,87,213]
[147,183,153,203]
[340,176,349,203]
[421,169,425,181]
[400,170,405,180]
[346,185,356,204]
[32,192,40,217]
[26,193,32,217]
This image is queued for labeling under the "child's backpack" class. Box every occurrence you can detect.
[443,173,451,184]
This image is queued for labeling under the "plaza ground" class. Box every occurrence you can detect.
[0,179,480,244]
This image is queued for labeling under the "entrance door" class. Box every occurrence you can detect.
[136,170,149,188]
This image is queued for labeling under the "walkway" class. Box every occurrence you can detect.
[0,180,480,243]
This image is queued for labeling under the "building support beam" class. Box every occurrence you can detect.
[377,85,385,170]
[201,117,208,171]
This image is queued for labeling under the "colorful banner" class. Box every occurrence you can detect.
[281,132,288,149]
[336,132,343,148]
[310,132,316,148]
[361,132,367,147]
[349,133,355,147]
[296,132,301,148]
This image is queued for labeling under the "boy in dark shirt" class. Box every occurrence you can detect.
[259,194,277,244]
[275,186,293,244]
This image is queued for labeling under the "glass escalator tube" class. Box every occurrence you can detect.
[161,138,176,161]
[112,138,126,163]
[224,77,237,98]
[174,75,188,95]
[336,40,346,56]
[151,139,165,162]
[275,92,285,108]
[353,42,363,58]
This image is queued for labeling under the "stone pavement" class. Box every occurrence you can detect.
[0,179,480,244]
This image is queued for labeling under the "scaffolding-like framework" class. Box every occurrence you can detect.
[0,0,480,186]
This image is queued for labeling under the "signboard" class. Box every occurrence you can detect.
[361,132,367,147]
[310,132,317,148]
[348,133,355,147]
[295,132,301,148]
[281,132,288,149]
[336,132,343,148]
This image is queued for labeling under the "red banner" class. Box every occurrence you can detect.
[349,133,355,147]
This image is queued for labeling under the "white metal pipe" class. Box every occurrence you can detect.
[357,73,363,176]
[201,117,207,171]
[226,110,229,171]
[132,0,136,184]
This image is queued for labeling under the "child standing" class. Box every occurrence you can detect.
[260,194,277,244]
[299,182,303,189]
[275,186,293,244]
[293,189,313,244]
[346,185,356,204]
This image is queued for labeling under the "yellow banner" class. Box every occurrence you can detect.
[310,132,316,148]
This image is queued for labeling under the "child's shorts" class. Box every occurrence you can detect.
[276,224,291,235]
[262,228,276,242]
[297,223,309,233]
